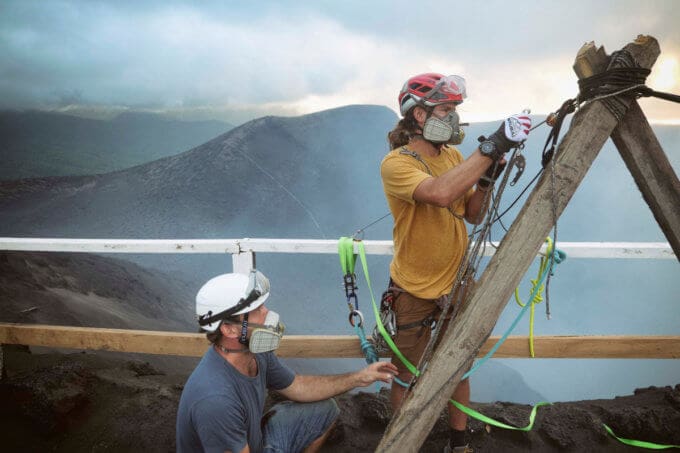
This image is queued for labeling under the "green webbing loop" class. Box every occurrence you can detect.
[450,400,551,431]
[338,236,357,275]
[353,238,677,449]
[356,240,419,376]
[603,424,680,450]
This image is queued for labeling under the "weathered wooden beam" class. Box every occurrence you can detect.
[573,39,680,259]
[376,36,662,452]
[1,324,679,359]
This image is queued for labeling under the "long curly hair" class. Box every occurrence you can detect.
[387,108,421,149]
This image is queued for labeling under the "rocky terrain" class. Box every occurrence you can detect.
[1,344,679,452]
[0,251,678,452]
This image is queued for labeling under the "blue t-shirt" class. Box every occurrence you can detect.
[176,347,295,453]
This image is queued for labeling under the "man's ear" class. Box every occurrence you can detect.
[220,321,239,338]
[413,106,428,126]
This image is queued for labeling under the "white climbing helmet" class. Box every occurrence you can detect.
[196,270,271,332]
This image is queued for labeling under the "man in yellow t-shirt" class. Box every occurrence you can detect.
[381,73,532,453]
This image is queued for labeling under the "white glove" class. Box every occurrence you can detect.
[483,113,532,159]
[503,113,532,143]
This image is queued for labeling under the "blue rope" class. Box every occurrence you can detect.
[354,323,383,392]
[389,246,565,388]
[354,323,379,364]
[462,246,564,379]
[390,257,554,388]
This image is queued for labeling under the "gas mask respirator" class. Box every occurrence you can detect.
[245,310,285,353]
[423,110,466,145]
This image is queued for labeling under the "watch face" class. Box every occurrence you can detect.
[481,141,495,155]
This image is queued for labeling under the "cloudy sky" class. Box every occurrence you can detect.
[1,0,679,124]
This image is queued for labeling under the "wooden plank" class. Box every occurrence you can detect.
[1,324,679,358]
[0,237,674,259]
[376,36,662,453]
[573,40,680,260]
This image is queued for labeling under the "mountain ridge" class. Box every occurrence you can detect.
[0,109,232,180]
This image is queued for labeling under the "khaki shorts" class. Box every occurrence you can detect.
[390,279,475,379]
[390,290,450,379]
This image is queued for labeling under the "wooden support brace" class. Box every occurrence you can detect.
[376,36,662,453]
[574,40,680,259]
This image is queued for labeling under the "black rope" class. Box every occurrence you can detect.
[541,98,577,168]
[577,49,680,120]
[352,211,392,239]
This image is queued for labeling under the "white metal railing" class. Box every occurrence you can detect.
[1,237,677,360]
[0,238,674,257]
[1,238,674,274]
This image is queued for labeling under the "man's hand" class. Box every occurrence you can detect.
[355,361,399,387]
[279,362,399,402]
[486,113,532,155]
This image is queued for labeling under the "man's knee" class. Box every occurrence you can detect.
[319,398,340,424]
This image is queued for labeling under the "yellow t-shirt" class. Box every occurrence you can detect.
[380,145,472,299]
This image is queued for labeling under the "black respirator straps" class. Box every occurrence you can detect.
[239,312,249,345]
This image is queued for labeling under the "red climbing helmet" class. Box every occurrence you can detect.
[398,73,467,116]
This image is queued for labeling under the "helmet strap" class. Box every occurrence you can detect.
[239,312,249,345]
[197,288,261,327]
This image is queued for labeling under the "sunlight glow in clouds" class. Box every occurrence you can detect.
[1,1,679,124]
[649,56,680,92]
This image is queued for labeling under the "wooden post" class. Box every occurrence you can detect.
[573,40,680,259]
[376,36,661,452]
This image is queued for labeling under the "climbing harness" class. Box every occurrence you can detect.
[355,237,559,426]
[370,281,398,355]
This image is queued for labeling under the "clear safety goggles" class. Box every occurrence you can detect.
[424,75,467,102]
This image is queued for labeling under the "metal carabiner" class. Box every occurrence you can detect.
[345,292,358,312]
[343,273,357,299]
[381,308,397,337]
[510,154,526,186]
[349,310,364,328]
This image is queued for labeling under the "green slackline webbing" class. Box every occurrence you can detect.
[450,400,551,431]
[353,239,419,376]
[355,237,563,430]
[355,239,553,430]
[351,238,677,449]
[603,424,680,450]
